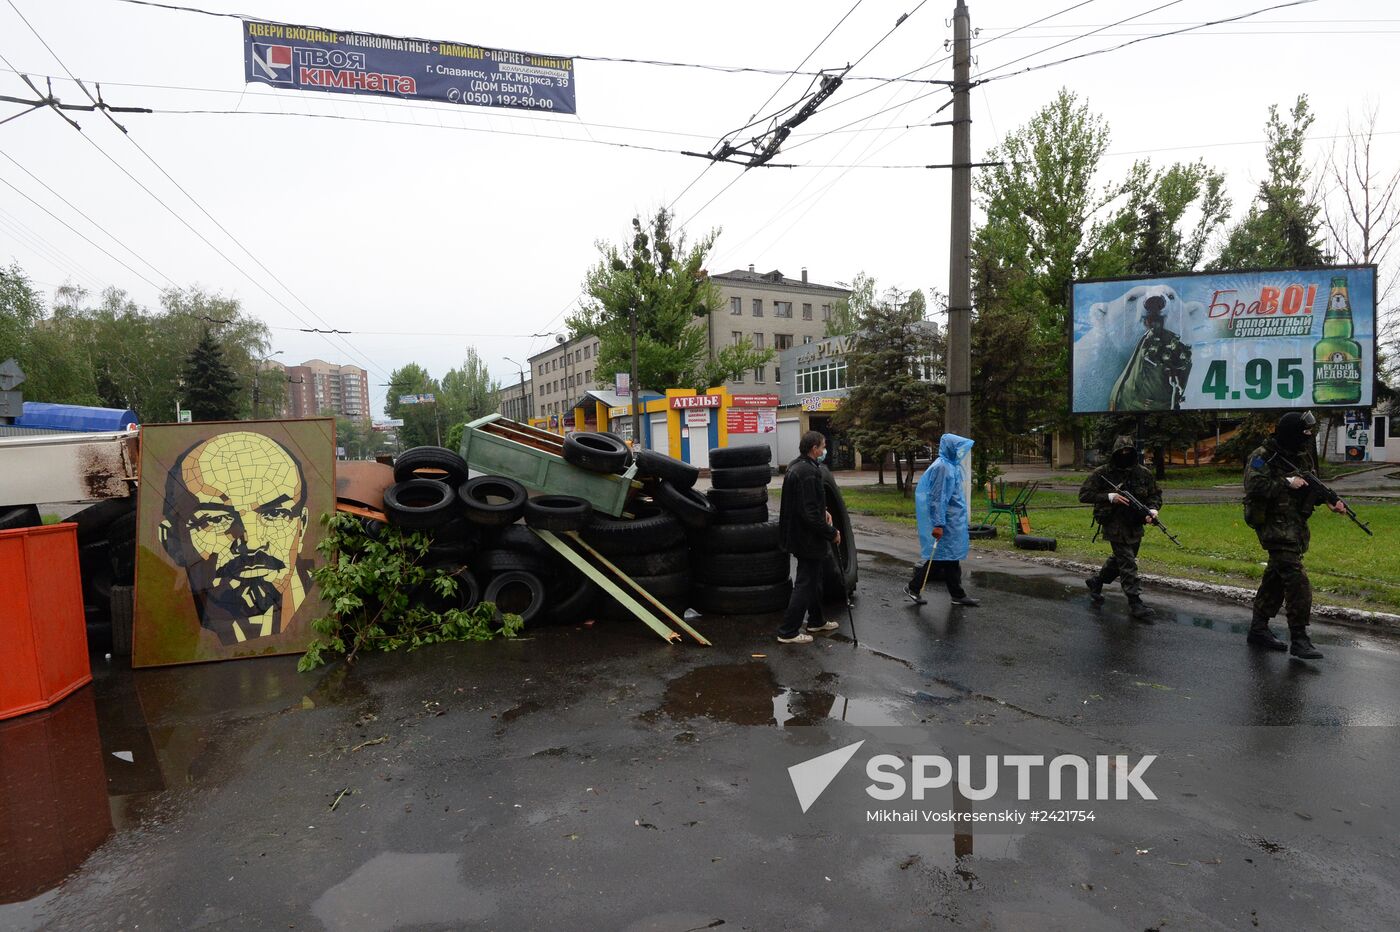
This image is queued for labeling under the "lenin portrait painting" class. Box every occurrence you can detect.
[132,419,334,667]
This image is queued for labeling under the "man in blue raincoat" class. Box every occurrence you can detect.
[905,433,980,607]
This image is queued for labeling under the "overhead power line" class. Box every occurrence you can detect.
[4,0,394,381]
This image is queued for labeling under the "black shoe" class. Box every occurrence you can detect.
[904,586,927,606]
[1290,634,1323,660]
[950,595,980,606]
[1085,577,1105,605]
[1247,627,1288,651]
[1127,599,1155,621]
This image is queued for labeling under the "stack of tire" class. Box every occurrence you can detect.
[563,431,707,616]
[384,445,595,627]
[692,445,793,616]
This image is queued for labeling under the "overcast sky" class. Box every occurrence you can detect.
[2,0,1396,417]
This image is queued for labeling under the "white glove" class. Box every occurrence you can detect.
[1108,492,1127,505]
[1287,476,1307,490]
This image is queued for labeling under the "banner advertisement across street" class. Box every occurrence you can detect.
[242,19,576,113]
[1070,266,1376,414]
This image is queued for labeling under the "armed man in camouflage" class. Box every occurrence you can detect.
[1109,295,1192,412]
[1242,411,1347,660]
[1079,435,1163,621]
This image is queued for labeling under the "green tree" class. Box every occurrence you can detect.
[570,209,772,396]
[1217,96,1328,269]
[826,271,875,337]
[834,287,943,495]
[0,265,98,406]
[385,363,442,449]
[439,347,499,438]
[180,327,241,421]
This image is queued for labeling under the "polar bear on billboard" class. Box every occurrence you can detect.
[1073,283,1205,411]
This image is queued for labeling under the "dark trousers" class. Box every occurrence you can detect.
[1095,537,1142,598]
[1253,549,1311,633]
[908,560,966,599]
[779,556,826,638]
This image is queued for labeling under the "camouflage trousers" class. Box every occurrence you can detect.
[1253,549,1312,633]
[1095,538,1142,598]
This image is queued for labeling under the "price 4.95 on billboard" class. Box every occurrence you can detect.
[1199,357,1304,403]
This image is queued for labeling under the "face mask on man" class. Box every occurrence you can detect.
[817,449,827,463]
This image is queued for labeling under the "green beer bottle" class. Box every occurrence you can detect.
[1312,276,1363,404]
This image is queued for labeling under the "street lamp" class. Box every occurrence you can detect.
[555,333,574,431]
[252,351,283,419]
[504,355,528,423]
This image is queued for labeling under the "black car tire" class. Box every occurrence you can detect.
[483,570,547,625]
[695,548,789,586]
[546,576,598,625]
[523,494,593,533]
[1014,534,1057,551]
[652,479,715,529]
[66,499,132,544]
[710,464,773,489]
[411,561,482,615]
[701,519,780,553]
[711,505,769,526]
[606,546,689,578]
[706,486,769,510]
[485,523,555,562]
[459,476,528,527]
[708,445,772,469]
[692,579,793,615]
[968,523,997,540]
[563,431,631,473]
[580,508,685,554]
[634,449,700,489]
[627,570,691,601]
[393,446,469,487]
[384,479,457,529]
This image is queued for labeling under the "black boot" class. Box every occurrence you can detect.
[1290,631,1323,660]
[1247,623,1288,651]
[1086,577,1104,605]
[1127,597,1155,622]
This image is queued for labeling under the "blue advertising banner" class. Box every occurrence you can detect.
[242,19,576,114]
[1070,266,1376,414]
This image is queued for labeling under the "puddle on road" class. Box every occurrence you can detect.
[0,654,348,910]
[655,662,906,727]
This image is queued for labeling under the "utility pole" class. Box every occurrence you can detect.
[629,308,642,447]
[945,0,972,438]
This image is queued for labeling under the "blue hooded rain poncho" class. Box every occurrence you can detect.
[915,433,975,562]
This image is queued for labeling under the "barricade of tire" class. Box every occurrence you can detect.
[580,501,692,616]
[690,445,793,615]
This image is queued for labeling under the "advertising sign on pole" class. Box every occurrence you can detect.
[1070,266,1376,414]
[243,19,576,113]
[615,373,630,397]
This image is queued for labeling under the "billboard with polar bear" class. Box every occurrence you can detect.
[1070,266,1375,414]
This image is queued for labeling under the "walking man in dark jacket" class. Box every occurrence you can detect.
[1079,435,1163,621]
[777,431,839,644]
[1242,410,1345,659]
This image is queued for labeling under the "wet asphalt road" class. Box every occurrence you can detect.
[3,520,1400,931]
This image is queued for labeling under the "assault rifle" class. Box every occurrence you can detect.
[1268,452,1373,537]
[1102,476,1182,547]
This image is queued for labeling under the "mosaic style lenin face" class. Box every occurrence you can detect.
[159,431,311,645]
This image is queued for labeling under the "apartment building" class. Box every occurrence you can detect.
[708,266,850,391]
[528,334,603,422]
[497,377,533,423]
[276,359,372,422]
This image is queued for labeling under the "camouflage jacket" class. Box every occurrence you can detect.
[1078,463,1162,542]
[1242,440,1317,553]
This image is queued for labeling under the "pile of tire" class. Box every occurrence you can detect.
[564,431,705,615]
[692,445,793,615]
[384,445,596,627]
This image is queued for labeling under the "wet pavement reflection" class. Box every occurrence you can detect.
[656,662,908,728]
[0,653,329,909]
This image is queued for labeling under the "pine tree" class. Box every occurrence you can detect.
[180,327,241,421]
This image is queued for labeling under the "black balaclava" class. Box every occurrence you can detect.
[1110,435,1137,468]
[1274,410,1316,454]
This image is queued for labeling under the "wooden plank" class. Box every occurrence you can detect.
[565,532,712,647]
[531,530,681,644]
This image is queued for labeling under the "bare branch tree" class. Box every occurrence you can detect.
[1323,107,1400,384]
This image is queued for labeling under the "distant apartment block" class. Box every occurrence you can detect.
[262,358,372,422]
